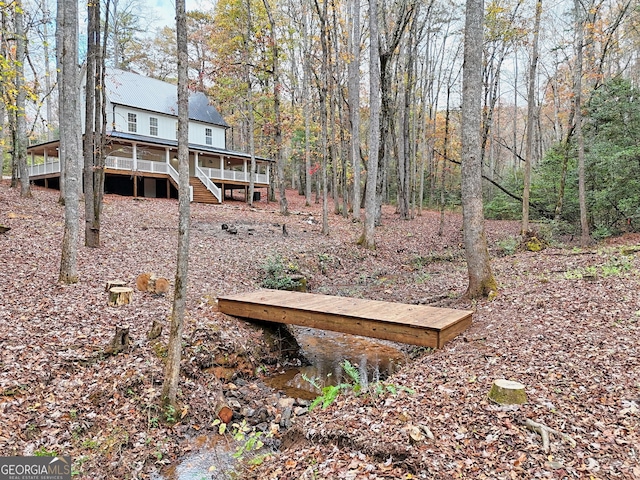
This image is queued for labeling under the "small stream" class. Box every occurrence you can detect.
[265,326,407,399]
[155,327,407,479]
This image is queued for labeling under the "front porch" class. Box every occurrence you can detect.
[26,133,272,204]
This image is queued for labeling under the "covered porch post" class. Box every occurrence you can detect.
[165,147,171,198]
[132,142,138,197]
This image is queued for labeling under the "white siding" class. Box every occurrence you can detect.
[189,121,226,148]
[112,106,225,148]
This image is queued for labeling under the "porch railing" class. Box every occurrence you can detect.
[198,166,268,185]
[195,166,222,202]
[94,156,269,188]
[137,159,170,175]
[105,156,134,171]
[28,161,61,177]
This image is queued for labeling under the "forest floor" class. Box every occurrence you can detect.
[0,182,639,479]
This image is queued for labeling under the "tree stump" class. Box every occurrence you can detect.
[147,320,163,340]
[488,379,527,405]
[105,325,131,355]
[108,287,133,307]
[105,280,127,292]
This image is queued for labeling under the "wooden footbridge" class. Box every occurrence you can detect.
[218,290,473,349]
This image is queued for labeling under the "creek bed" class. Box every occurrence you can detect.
[154,326,409,479]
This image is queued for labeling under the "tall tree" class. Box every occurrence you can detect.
[376,0,414,224]
[58,0,81,284]
[162,0,190,408]
[521,0,541,233]
[313,0,330,234]
[302,0,312,207]
[396,7,420,220]
[84,0,103,247]
[245,0,257,207]
[461,0,497,297]
[573,0,589,245]
[359,0,380,249]
[347,0,361,220]
[14,1,30,197]
[262,0,288,215]
[41,0,54,140]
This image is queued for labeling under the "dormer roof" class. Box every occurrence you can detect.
[104,68,229,128]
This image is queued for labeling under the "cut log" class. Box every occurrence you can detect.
[147,320,163,340]
[149,276,170,295]
[213,388,233,424]
[488,379,527,405]
[105,324,131,355]
[136,272,152,292]
[138,273,170,294]
[108,287,133,307]
[0,225,10,234]
[105,280,127,292]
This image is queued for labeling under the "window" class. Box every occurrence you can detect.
[149,117,158,136]
[127,113,137,133]
[205,127,212,145]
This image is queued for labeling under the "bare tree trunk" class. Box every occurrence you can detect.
[438,85,452,237]
[84,0,99,246]
[461,0,497,298]
[263,0,288,215]
[359,0,380,249]
[348,0,361,220]
[162,0,190,408]
[55,1,65,204]
[15,3,31,198]
[522,0,541,234]
[0,10,5,178]
[94,0,109,243]
[41,0,54,140]
[302,0,312,207]
[314,0,330,234]
[246,0,256,207]
[58,0,80,284]
[397,12,418,220]
[573,0,589,245]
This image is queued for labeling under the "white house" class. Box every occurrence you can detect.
[27,68,272,204]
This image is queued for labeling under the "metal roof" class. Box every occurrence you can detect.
[105,68,229,128]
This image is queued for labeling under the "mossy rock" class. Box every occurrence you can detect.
[287,274,308,292]
[525,236,545,252]
[621,245,640,255]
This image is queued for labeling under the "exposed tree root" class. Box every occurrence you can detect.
[521,418,576,453]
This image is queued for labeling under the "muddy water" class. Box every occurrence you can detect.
[265,326,407,399]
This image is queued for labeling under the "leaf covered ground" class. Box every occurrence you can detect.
[0,182,638,479]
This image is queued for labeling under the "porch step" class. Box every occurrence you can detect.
[189,178,220,204]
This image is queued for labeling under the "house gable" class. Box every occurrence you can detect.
[105,69,228,149]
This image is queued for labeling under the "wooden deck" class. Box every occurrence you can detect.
[217,290,473,348]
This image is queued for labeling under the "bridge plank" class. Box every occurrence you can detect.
[218,290,472,348]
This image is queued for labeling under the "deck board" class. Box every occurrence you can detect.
[218,290,473,348]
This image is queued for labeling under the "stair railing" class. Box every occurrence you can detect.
[195,166,222,203]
